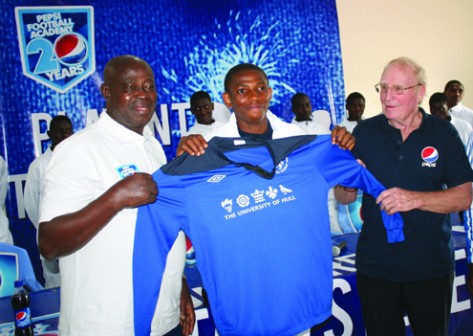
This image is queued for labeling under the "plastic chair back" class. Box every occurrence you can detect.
[0,242,43,297]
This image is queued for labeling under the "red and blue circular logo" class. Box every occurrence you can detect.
[54,33,88,66]
[421,146,439,164]
[16,311,28,322]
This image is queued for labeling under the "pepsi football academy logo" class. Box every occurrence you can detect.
[421,146,439,167]
[116,164,139,179]
[15,6,95,93]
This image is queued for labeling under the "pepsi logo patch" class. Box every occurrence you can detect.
[55,33,89,66]
[15,6,95,93]
[16,311,28,322]
[421,146,438,167]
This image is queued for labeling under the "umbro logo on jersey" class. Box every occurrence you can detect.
[208,174,226,183]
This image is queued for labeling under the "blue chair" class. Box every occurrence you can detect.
[0,242,43,297]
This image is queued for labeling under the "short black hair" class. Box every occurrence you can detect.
[50,115,72,131]
[346,92,365,104]
[224,63,268,92]
[429,92,448,106]
[444,80,463,91]
[190,91,211,107]
[291,93,309,107]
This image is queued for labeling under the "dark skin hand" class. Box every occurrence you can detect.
[38,173,158,260]
[330,125,355,151]
[176,133,207,156]
[176,125,355,156]
[180,278,196,335]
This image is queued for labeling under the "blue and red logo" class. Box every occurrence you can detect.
[55,33,88,66]
[15,308,32,328]
[16,311,28,323]
[185,237,196,267]
[15,6,95,93]
[421,146,439,167]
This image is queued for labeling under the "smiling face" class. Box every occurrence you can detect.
[100,56,157,134]
[222,68,272,134]
[379,63,425,124]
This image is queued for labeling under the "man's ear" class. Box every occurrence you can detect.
[100,83,110,99]
[417,85,427,105]
[222,92,232,109]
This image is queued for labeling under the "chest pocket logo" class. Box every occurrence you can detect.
[421,147,438,167]
[116,164,139,178]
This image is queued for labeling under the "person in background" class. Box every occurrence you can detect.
[339,92,365,132]
[339,57,473,335]
[0,155,13,244]
[444,80,473,126]
[38,55,194,336]
[429,92,472,146]
[290,92,343,235]
[290,92,332,134]
[336,92,367,234]
[24,115,74,288]
[187,90,225,136]
[185,90,226,305]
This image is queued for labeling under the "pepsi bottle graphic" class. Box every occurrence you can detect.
[11,280,34,336]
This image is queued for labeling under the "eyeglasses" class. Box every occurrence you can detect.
[374,83,421,95]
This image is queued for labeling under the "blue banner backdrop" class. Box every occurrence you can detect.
[1,0,345,283]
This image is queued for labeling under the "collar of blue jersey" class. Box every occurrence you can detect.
[209,135,317,179]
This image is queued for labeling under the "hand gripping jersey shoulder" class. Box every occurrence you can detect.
[133,135,404,336]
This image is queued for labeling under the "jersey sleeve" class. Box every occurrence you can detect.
[133,171,186,336]
[314,140,405,243]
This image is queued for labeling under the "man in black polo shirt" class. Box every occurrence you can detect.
[342,57,473,336]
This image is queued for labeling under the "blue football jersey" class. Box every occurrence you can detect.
[133,135,404,336]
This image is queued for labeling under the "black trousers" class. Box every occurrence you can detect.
[164,323,183,336]
[357,271,454,336]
